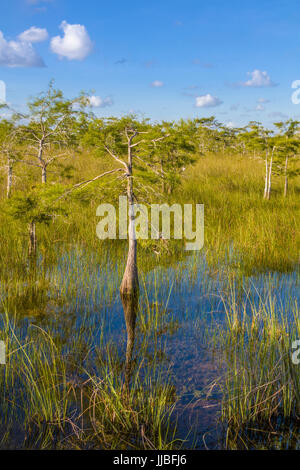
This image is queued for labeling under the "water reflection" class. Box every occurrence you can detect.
[120,292,139,391]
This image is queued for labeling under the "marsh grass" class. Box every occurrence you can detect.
[0,149,299,449]
[0,289,181,450]
[180,153,299,273]
[0,149,298,279]
[214,290,300,449]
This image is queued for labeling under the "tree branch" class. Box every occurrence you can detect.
[130,139,146,148]
[45,114,68,138]
[45,152,70,165]
[133,154,165,176]
[152,134,170,143]
[104,146,129,171]
[55,168,124,201]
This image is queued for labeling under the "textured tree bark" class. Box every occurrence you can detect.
[120,176,139,295]
[284,155,288,197]
[121,292,138,392]
[120,134,139,296]
[42,166,47,184]
[7,162,13,198]
[266,149,274,200]
[160,158,165,193]
[38,140,47,184]
[264,150,269,199]
[28,221,37,256]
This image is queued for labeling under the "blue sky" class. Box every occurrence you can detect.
[1,0,300,127]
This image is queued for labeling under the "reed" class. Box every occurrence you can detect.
[0,294,180,449]
[216,289,300,449]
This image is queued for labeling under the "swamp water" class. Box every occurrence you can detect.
[0,246,299,449]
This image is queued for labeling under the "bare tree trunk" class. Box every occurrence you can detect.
[120,178,139,295]
[42,165,47,184]
[28,221,37,256]
[120,136,139,296]
[7,161,13,198]
[267,147,274,200]
[38,140,47,184]
[284,155,288,197]
[264,150,269,199]
[160,158,165,193]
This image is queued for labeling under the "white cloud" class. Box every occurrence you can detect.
[226,121,236,128]
[0,30,45,67]
[242,70,276,88]
[195,93,223,108]
[255,104,265,111]
[88,95,113,108]
[151,80,164,87]
[50,21,93,60]
[18,26,48,43]
[0,80,6,104]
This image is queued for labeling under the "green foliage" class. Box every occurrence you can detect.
[5,184,67,224]
[0,119,14,144]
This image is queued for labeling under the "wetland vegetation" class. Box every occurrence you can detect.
[0,85,299,449]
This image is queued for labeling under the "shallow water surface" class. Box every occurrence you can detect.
[1,248,299,449]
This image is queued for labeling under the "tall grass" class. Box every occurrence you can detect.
[0,301,180,449]
[180,153,299,273]
[215,290,300,449]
